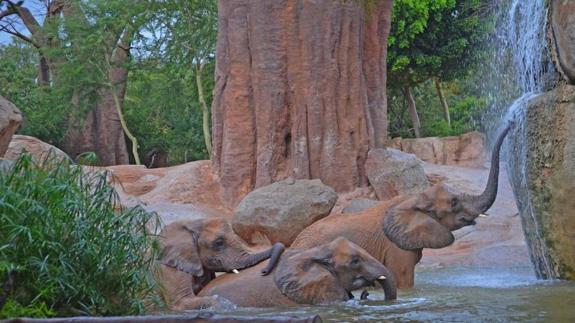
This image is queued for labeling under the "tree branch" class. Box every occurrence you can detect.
[0,23,38,46]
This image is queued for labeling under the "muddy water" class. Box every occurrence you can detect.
[189,267,575,322]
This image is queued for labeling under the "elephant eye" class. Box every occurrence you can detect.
[350,256,360,267]
[212,238,225,250]
[451,198,459,209]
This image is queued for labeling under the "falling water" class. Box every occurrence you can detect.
[484,0,557,279]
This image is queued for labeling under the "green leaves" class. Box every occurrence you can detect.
[0,154,161,318]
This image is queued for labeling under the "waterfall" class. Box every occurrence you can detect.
[486,0,557,279]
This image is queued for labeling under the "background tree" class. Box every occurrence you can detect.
[0,0,152,165]
[387,0,489,137]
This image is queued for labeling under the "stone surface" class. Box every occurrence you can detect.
[388,131,486,168]
[106,161,231,230]
[420,162,530,269]
[212,0,393,207]
[506,84,575,280]
[550,0,575,84]
[365,148,429,200]
[342,198,380,214]
[232,179,338,246]
[4,135,70,163]
[0,96,23,157]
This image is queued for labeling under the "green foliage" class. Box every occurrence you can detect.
[124,63,213,163]
[0,42,68,145]
[388,76,485,138]
[0,155,161,318]
[388,0,490,85]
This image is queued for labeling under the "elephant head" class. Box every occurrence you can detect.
[273,237,396,304]
[383,122,514,250]
[159,217,283,293]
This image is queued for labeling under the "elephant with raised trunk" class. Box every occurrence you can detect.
[156,217,284,310]
[291,122,514,288]
[197,237,396,307]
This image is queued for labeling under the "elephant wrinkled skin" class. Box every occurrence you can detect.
[291,123,514,288]
[156,217,284,310]
[198,237,396,307]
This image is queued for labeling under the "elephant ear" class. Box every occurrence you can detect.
[158,220,204,277]
[273,248,348,305]
[382,196,454,250]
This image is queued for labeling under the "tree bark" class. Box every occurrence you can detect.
[435,78,450,127]
[212,0,393,206]
[402,86,421,138]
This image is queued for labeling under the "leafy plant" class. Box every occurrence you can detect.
[0,154,162,318]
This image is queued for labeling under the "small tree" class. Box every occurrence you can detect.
[388,0,489,137]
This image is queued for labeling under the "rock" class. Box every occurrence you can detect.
[232,179,338,246]
[212,0,393,207]
[0,96,23,157]
[0,158,14,174]
[365,148,429,200]
[4,135,70,163]
[106,161,231,229]
[507,84,575,280]
[550,0,575,84]
[342,198,380,214]
[387,131,486,168]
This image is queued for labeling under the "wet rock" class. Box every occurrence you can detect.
[365,148,429,200]
[232,179,337,246]
[0,96,22,157]
[388,131,486,168]
[4,135,70,163]
[507,84,575,280]
[550,0,575,84]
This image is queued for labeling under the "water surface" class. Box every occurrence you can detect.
[191,266,575,322]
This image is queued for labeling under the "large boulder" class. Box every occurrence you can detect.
[0,96,23,157]
[106,160,230,230]
[550,0,575,84]
[232,179,338,246]
[365,148,429,200]
[507,84,575,280]
[388,131,486,168]
[4,135,70,163]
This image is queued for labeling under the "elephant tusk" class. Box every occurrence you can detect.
[378,275,386,280]
[478,213,489,218]
[232,269,240,274]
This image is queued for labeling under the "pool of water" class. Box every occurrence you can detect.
[187,266,575,322]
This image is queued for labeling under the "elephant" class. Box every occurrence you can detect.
[155,217,284,310]
[196,237,397,307]
[291,122,514,289]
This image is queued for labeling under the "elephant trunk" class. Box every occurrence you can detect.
[233,244,281,271]
[462,121,513,214]
[377,266,397,301]
[261,243,285,275]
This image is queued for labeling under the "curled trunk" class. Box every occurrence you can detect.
[463,121,514,213]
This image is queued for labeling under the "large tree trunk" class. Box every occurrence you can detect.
[212,0,393,206]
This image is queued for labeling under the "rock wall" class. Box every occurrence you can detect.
[212,0,393,206]
[507,84,575,280]
[0,96,22,157]
[388,131,486,168]
[549,0,575,84]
